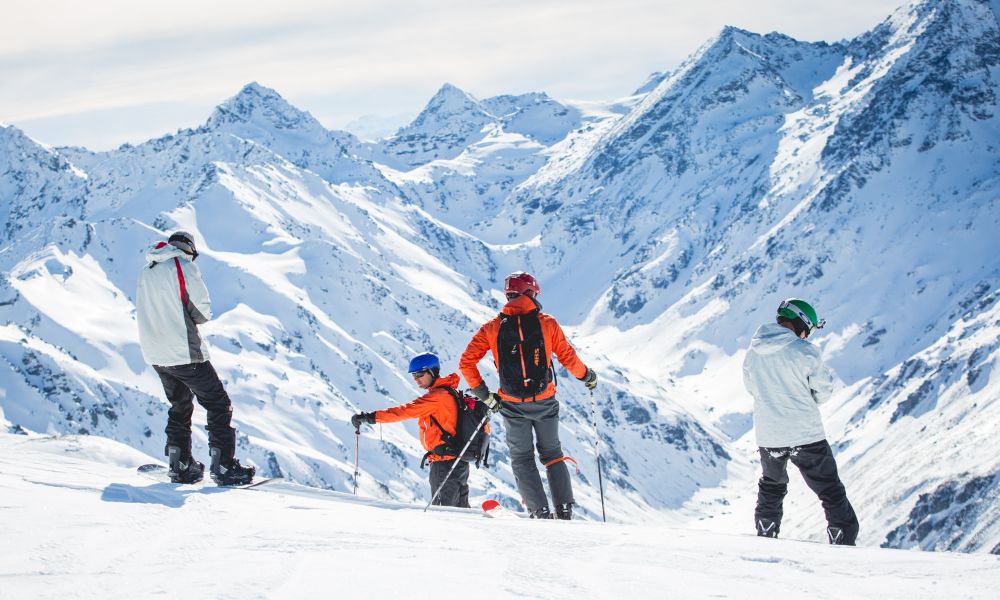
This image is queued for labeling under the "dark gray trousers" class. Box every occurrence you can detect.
[429,459,470,507]
[154,361,236,460]
[756,439,859,544]
[501,398,574,512]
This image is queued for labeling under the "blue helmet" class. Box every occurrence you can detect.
[407,352,440,374]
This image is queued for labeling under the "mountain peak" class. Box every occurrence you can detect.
[237,81,283,100]
[718,24,755,39]
[1,123,56,157]
[375,82,496,167]
[633,71,668,95]
[434,82,474,100]
[205,82,322,132]
[408,83,488,127]
[707,26,816,61]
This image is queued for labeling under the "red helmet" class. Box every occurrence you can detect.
[504,272,540,297]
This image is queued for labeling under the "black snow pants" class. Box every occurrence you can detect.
[154,361,237,461]
[429,459,470,507]
[501,398,574,512]
[755,439,859,545]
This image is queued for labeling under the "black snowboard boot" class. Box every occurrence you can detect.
[209,447,256,486]
[529,506,553,519]
[555,503,573,520]
[167,445,204,484]
[756,518,779,538]
[827,526,854,546]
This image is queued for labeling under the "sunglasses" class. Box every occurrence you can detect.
[411,370,431,380]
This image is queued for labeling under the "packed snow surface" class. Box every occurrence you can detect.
[1,434,998,599]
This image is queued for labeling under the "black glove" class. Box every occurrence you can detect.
[351,412,376,430]
[580,368,598,391]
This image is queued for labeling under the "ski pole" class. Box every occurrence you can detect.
[423,411,490,512]
[353,425,361,495]
[590,388,607,522]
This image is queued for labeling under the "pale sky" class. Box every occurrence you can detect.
[2,0,905,150]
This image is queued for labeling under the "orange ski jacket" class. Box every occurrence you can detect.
[374,373,461,462]
[460,295,588,402]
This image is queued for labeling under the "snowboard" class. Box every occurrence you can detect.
[481,499,521,519]
[136,463,283,489]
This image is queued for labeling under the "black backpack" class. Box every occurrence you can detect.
[423,387,491,468]
[496,311,552,400]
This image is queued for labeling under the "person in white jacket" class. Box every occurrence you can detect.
[136,232,255,486]
[743,298,859,545]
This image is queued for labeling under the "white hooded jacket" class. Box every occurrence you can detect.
[136,242,212,367]
[742,322,836,448]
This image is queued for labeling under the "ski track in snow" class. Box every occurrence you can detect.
[2,434,998,599]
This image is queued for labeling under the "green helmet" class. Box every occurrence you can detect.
[777,298,826,332]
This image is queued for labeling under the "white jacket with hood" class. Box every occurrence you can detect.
[136,242,212,367]
[742,322,836,448]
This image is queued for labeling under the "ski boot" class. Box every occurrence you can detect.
[209,447,256,486]
[529,506,553,519]
[756,518,779,538]
[827,526,845,545]
[555,503,573,520]
[167,445,204,484]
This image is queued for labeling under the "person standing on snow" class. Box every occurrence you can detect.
[351,353,472,507]
[743,298,859,545]
[460,272,597,520]
[135,231,256,486]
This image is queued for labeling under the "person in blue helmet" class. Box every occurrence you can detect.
[351,353,470,507]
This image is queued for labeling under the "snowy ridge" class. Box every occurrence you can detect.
[1,0,999,554]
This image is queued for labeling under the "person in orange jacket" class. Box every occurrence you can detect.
[460,272,597,519]
[351,353,470,507]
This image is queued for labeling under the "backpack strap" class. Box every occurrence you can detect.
[420,443,455,469]
[429,385,463,438]
[435,385,464,403]
[427,385,462,457]
[428,414,456,446]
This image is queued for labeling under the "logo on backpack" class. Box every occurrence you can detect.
[496,311,552,399]
[424,388,491,468]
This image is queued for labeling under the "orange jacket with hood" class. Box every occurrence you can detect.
[374,373,461,462]
[460,295,587,402]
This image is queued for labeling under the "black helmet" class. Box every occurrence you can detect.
[168,231,199,260]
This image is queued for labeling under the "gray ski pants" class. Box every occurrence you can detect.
[500,398,574,512]
[428,459,470,508]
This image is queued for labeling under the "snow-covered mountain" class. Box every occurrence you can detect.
[1,0,998,553]
[0,78,723,521]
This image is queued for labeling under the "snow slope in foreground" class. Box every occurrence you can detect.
[1,434,997,599]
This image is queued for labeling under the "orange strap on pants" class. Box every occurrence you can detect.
[543,456,579,475]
